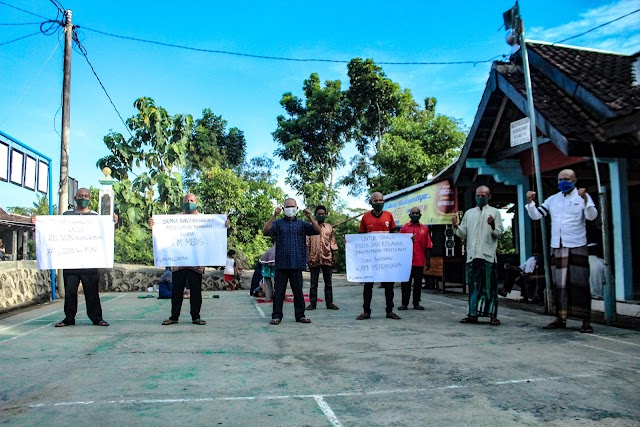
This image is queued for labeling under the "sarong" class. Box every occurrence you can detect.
[551,246,591,320]
[466,259,498,318]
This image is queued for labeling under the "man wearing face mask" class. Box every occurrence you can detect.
[527,169,597,333]
[32,187,115,327]
[149,193,229,326]
[452,185,504,326]
[306,205,340,310]
[398,207,432,311]
[263,198,321,325]
[356,192,402,320]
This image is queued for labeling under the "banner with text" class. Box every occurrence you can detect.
[385,180,458,226]
[345,233,413,282]
[36,216,114,269]
[152,214,227,267]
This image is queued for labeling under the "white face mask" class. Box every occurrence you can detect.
[284,207,297,218]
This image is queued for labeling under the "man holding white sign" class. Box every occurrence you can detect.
[33,187,116,327]
[150,193,229,326]
[355,192,403,321]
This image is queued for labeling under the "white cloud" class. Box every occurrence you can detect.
[528,0,640,53]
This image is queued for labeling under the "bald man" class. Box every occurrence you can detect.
[150,193,220,326]
[453,185,504,325]
[527,169,597,333]
[356,192,402,320]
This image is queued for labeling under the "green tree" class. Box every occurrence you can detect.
[371,100,465,194]
[96,97,193,226]
[341,58,417,195]
[498,226,515,254]
[273,72,350,207]
[7,193,56,216]
[187,108,247,178]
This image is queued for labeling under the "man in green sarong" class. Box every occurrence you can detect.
[452,185,504,325]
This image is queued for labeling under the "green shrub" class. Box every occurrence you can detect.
[114,225,154,265]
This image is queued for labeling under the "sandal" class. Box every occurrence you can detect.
[296,317,311,323]
[543,320,566,329]
[489,317,501,326]
[54,321,73,327]
[579,325,594,334]
[356,313,371,320]
[269,318,281,325]
[386,312,401,320]
[94,320,109,326]
[192,318,206,325]
[460,316,478,324]
[162,319,179,325]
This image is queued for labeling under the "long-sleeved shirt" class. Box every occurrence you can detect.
[307,223,338,267]
[526,188,597,248]
[268,217,319,270]
[454,205,504,263]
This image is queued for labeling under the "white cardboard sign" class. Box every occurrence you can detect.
[36,215,115,269]
[510,117,531,147]
[152,214,227,267]
[345,233,413,283]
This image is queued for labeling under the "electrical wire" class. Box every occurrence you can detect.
[0,41,60,127]
[553,7,640,45]
[0,31,40,46]
[0,0,50,20]
[78,26,508,66]
[0,22,42,25]
[72,28,132,137]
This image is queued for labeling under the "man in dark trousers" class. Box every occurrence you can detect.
[306,205,340,310]
[263,198,321,325]
[356,192,402,320]
[33,187,114,327]
[399,207,432,311]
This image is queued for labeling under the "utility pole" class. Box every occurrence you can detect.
[504,2,554,313]
[58,9,73,215]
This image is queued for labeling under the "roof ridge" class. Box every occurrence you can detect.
[525,39,629,56]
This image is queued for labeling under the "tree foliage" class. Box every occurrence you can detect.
[97,97,193,226]
[273,72,350,207]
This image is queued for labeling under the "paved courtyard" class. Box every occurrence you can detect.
[1,275,639,426]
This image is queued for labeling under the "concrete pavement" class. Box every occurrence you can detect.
[1,274,639,426]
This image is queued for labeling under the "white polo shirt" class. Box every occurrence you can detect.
[527,188,597,248]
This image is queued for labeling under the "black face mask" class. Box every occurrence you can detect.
[409,214,421,223]
[372,202,384,212]
[315,215,326,223]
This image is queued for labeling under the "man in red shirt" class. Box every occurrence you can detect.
[356,192,402,320]
[399,207,432,310]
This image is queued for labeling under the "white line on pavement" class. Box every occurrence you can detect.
[576,343,640,360]
[17,372,597,410]
[0,294,126,345]
[590,334,640,347]
[251,297,267,318]
[314,395,344,427]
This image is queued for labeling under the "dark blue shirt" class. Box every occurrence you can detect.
[268,217,318,270]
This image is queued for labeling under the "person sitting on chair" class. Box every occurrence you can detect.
[499,251,542,303]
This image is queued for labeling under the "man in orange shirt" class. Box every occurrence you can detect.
[356,192,402,320]
[399,207,432,310]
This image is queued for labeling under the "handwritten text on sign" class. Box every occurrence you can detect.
[152,214,227,267]
[36,215,114,269]
[345,233,412,282]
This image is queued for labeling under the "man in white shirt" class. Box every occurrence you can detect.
[527,169,597,333]
[499,253,540,302]
[452,185,504,325]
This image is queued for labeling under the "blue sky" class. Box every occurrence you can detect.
[1,0,639,212]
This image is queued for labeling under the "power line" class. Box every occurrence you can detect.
[78,26,507,66]
[0,0,50,20]
[0,22,42,25]
[0,31,40,46]
[553,7,640,45]
[72,29,132,137]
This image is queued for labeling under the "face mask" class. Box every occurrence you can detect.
[372,203,384,212]
[409,214,421,223]
[558,180,575,193]
[476,196,489,207]
[76,198,90,208]
[183,202,197,213]
[315,215,326,223]
[284,207,297,218]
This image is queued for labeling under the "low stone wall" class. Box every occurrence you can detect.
[0,261,52,310]
[0,263,244,312]
[100,264,238,292]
